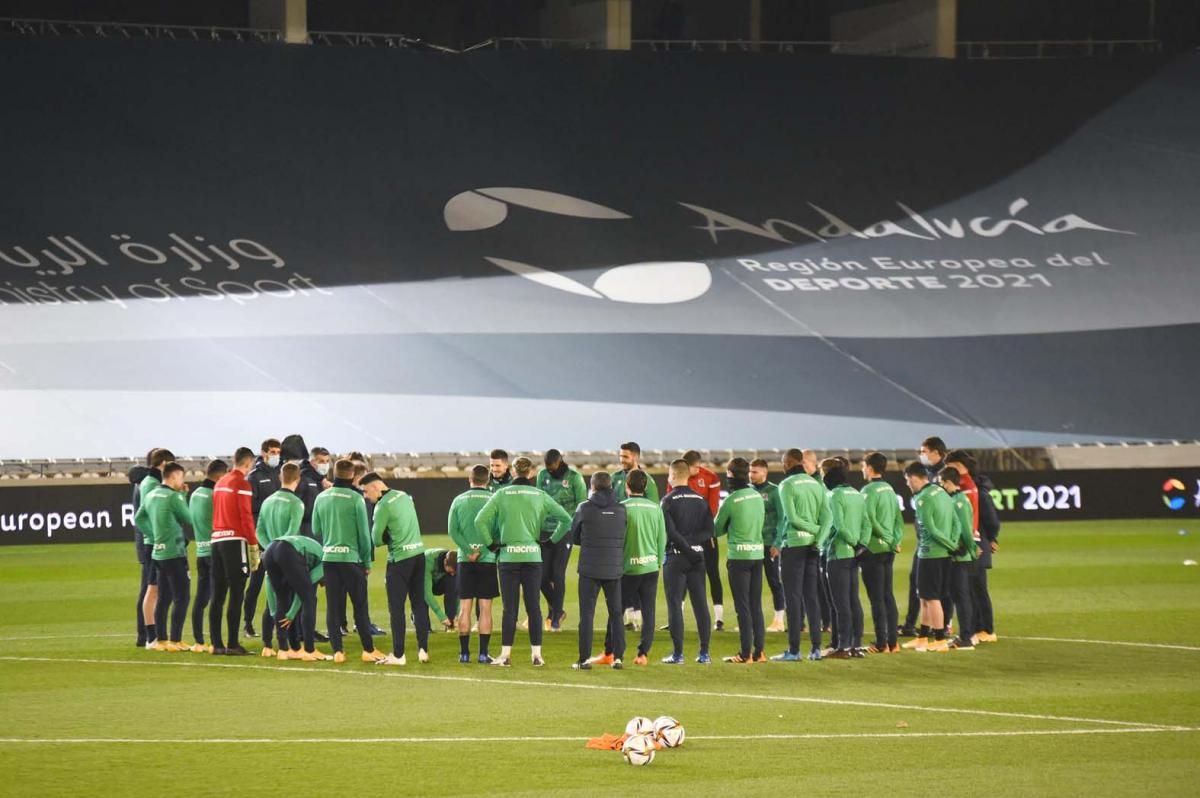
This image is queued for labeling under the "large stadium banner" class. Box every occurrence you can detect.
[1,40,1198,457]
[3,469,1198,545]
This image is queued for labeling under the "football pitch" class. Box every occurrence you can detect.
[1,519,1197,797]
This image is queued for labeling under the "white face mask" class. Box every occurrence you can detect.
[315,462,330,476]
[266,455,280,468]
[918,453,932,467]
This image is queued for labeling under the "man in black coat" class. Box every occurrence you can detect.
[972,473,1002,641]
[569,471,627,670]
[660,458,715,664]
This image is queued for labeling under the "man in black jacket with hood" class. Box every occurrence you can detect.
[972,472,1001,642]
[660,458,714,664]
[280,434,329,539]
[279,434,331,641]
[569,471,627,670]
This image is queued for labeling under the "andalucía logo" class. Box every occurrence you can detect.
[1162,478,1187,511]
[443,187,711,305]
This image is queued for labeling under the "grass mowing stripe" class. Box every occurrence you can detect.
[1005,636,1200,652]
[0,728,1195,745]
[0,654,1181,731]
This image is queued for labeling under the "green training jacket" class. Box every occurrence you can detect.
[752,480,783,549]
[950,491,979,563]
[136,485,191,561]
[777,471,832,549]
[861,478,904,555]
[424,548,450,623]
[256,489,304,549]
[826,484,869,561]
[313,486,371,566]
[612,468,660,503]
[474,481,573,563]
[372,489,423,563]
[447,488,496,565]
[270,535,325,621]
[621,496,668,575]
[189,484,214,558]
[136,472,161,544]
[536,466,589,541]
[914,483,957,560]
[713,486,766,561]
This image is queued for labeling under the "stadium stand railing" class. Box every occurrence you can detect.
[4,443,1195,483]
[1,18,1162,61]
[0,17,281,42]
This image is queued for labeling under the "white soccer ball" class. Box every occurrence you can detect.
[625,716,654,737]
[622,733,657,766]
[653,715,685,748]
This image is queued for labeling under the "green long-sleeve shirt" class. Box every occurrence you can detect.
[423,548,450,622]
[372,489,423,562]
[189,483,215,558]
[135,485,191,561]
[447,488,496,564]
[256,488,304,549]
[135,471,161,544]
[914,483,956,560]
[713,486,766,561]
[861,478,904,554]
[826,485,869,560]
[621,497,668,575]
[777,471,831,549]
[950,491,979,563]
[612,468,659,503]
[536,467,588,541]
[473,481,573,563]
[752,480,784,549]
[269,535,325,621]
[313,486,372,566]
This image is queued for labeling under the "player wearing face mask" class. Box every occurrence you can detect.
[280,435,330,540]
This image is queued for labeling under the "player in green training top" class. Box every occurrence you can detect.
[313,459,386,664]
[821,459,869,659]
[261,534,328,661]
[422,547,459,635]
[902,461,958,653]
[611,442,658,631]
[941,468,978,651]
[188,458,227,653]
[859,452,903,654]
[750,458,787,633]
[474,456,573,667]
[135,447,175,648]
[448,465,499,664]
[361,471,428,666]
[715,458,767,664]
[255,462,306,658]
[135,462,192,652]
[536,449,587,632]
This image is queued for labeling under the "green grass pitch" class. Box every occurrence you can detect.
[1,519,1198,796]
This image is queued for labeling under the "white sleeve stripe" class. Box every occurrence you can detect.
[237,490,253,496]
